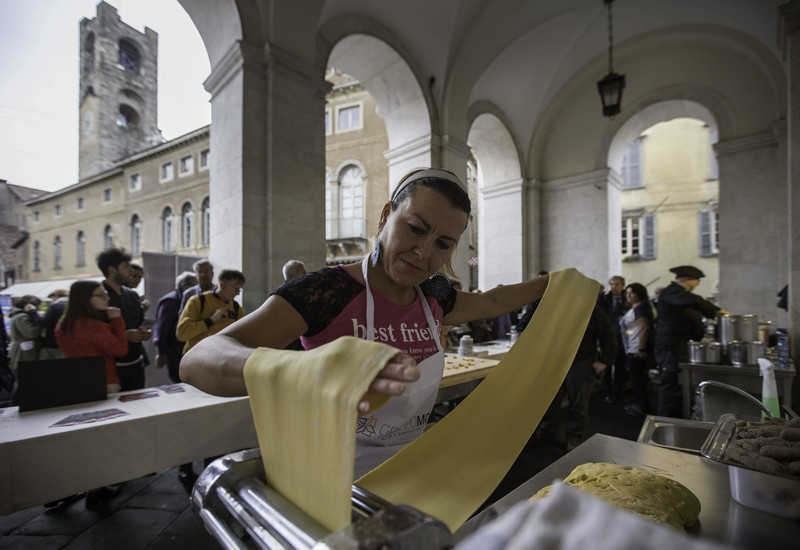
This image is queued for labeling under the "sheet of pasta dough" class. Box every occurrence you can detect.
[244,267,597,534]
[358,267,597,531]
[243,338,398,532]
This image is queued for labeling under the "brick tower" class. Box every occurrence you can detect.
[78,1,161,180]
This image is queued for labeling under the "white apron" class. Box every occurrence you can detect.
[354,255,445,478]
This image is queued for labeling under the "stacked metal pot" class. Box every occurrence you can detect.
[714,314,767,366]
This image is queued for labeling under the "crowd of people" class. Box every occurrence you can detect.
[0,167,731,490]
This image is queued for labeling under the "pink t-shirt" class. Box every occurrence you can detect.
[301,274,443,364]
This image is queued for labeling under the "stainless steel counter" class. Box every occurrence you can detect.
[455,434,799,549]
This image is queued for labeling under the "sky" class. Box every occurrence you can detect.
[0,0,211,192]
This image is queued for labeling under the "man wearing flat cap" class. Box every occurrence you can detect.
[655,265,731,417]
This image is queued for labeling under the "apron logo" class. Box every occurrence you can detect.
[356,415,378,437]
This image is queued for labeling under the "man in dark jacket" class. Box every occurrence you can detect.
[97,248,152,391]
[154,271,198,383]
[596,275,628,403]
[655,265,730,417]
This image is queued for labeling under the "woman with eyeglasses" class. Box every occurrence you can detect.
[56,280,127,394]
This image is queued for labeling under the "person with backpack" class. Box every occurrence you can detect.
[154,271,198,383]
[177,269,246,354]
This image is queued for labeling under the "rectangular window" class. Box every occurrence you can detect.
[699,208,719,256]
[103,188,112,203]
[33,210,41,223]
[622,213,656,260]
[336,104,362,133]
[199,149,210,170]
[160,161,174,182]
[129,173,142,191]
[76,197,85,211]
[621,138,643,189]
[54,204,62,218]
[179,155,194,176]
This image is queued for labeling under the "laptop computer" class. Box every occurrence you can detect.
[13,356,108,412]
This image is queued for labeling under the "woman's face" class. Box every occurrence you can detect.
[379,186,468,287]
[89,287,110,311]
[625,288,641,305]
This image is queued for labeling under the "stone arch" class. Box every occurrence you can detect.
[317,16,435,191]
[530,23,786,291]
[466,104,526,289]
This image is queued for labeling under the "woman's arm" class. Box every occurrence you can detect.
[180,294,420,401]
[443,273,550,325]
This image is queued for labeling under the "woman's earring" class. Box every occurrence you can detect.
[372,239,381,267]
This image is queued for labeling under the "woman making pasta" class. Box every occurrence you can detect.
[181,168,551,477]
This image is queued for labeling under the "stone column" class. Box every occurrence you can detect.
[204,41,329,309]
[480,178,525,289]
[715,130,786,325]
[780,1,800,373]
[540,168,620,283]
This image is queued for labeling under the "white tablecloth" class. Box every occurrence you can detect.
[0,384,257,514]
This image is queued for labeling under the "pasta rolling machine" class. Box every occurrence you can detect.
[191,448,454,549]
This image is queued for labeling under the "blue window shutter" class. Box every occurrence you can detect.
[643,214,656,259]
[699,209,712,257]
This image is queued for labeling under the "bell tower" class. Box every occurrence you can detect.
[78,1,161,180]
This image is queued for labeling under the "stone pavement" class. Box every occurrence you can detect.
[0,460,217,549]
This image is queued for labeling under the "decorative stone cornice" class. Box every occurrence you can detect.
[204,40,265,97]
[481,178,524,199]
[541,168,611,193]
[267,43,332,98]
[384,134,433,164]
[715,131,777,158]
[439,134,471,161]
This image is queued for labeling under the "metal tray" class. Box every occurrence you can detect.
[701,414,800,519]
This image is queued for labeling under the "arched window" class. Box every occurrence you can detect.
[76,231,86,267]
[53,236,62,270]
[118,39,141,72]
[104,224,113,249]
[181,202,193,249]
[117,104,140,128]
[162,207,175,251]
[33,241,41,272]
[338,165,365,238]
[201,197,210,247]
[130,215,142,257]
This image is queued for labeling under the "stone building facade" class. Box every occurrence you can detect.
[620,118,720,297]
[23,127,210,282]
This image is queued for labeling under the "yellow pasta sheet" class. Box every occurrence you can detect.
[244,267,598,534]
[243,339,398,531]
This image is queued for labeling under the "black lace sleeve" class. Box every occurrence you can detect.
[430,284,457,316]
[273,267,457,335]
[272,268,364,336]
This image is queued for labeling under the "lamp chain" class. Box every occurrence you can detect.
[606,0,615,74]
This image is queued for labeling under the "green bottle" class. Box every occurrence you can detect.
[757,358,781,418]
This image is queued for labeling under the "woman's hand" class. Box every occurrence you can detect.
[358,352,420,413]
[106,307,121,319]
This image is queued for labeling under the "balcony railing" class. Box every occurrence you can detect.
[326,217,366,240]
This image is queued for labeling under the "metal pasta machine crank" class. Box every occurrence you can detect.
[192,448,454,549]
